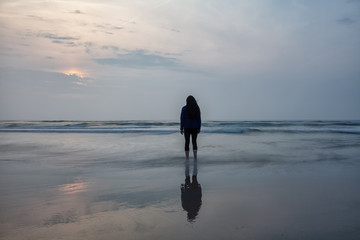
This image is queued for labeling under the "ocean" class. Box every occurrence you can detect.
[1,120,360,239]
[1,120,359,134]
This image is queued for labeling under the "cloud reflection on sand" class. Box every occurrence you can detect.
[59,181,89,194]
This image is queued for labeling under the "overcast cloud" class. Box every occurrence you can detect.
[0,0,359,120]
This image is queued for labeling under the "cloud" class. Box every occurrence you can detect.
[27,15,44,21]
[36,33,79,47]
[102,45,120,52]
[52,40,77,47]
[337,17,356,25]
[0,68,89,89]
[83,42,94,54]
[37,33,79,41]
[0,68,95,119]
[73,10,83,14]
[93,23,124,35]
[113,26,124,30]
[94,50,178,68]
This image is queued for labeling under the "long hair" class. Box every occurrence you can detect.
[186,95,201,120]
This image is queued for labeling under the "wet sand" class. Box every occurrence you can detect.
[1,131,360,239]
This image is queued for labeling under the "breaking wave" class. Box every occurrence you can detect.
[0,120,359,135]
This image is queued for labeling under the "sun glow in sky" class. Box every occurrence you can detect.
[64,69,87,79]
[0,0,359,120]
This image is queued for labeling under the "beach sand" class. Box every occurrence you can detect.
[1,129,360,239]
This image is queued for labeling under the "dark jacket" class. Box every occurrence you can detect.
[180,106,201,131]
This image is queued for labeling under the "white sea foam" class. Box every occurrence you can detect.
[0,120,359,134]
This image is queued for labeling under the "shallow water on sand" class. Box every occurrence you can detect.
[1,130,360,240]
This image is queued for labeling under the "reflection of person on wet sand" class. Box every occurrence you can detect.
[181,158,202,222]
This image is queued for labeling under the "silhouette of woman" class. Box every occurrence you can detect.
[180,95,201,159]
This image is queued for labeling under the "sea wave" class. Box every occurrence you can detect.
[0,121,359,134]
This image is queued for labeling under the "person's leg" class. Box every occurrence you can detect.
[191,129,198,159]
[184,129,190,159]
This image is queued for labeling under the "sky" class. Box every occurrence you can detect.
[0,0,359,121]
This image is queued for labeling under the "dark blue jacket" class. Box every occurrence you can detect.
[180,106,201,131]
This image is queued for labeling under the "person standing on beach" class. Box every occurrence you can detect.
[180,95,201,159]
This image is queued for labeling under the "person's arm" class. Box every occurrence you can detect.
[198,114,201,133]
[180,107,185,134]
